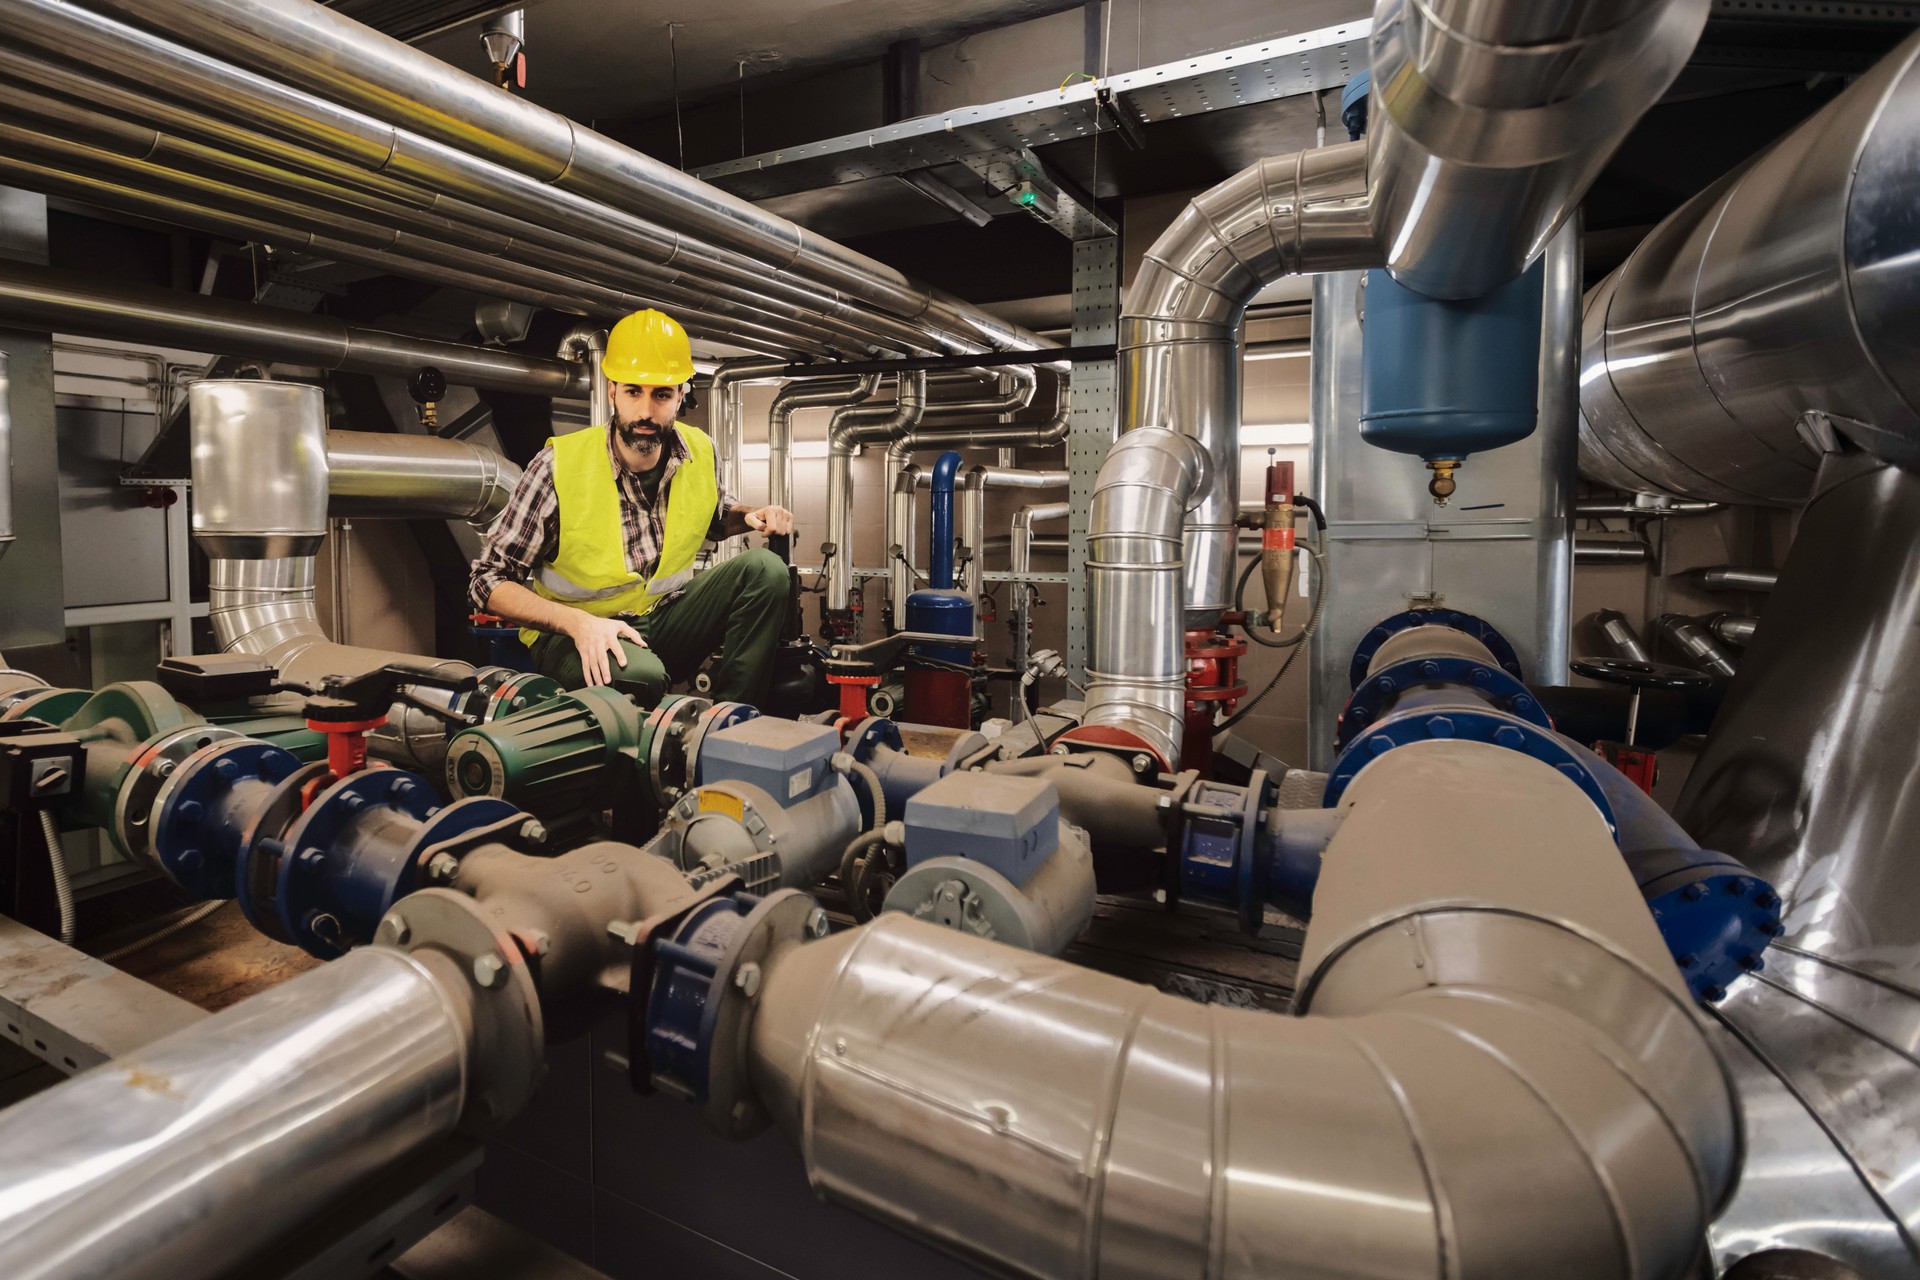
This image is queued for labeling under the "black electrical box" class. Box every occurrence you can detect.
[0,723,86,811]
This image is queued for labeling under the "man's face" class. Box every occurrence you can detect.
[611,381,684,453]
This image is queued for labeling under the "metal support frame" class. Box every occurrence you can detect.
[1068,237,1119,681]
[0,914,204,1073]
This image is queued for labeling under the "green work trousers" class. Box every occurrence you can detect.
[526,548,790,707]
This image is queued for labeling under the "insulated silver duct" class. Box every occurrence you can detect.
[957,467,1070,602]
[38,0,1050,359]
[747,740,1738,1280]
[1367,0,1710,300]
[1578,31,1920,504]
[0,946,471,1280]
[0,259,585,396]
[191,380,514,770]
[1073,428,1213,768]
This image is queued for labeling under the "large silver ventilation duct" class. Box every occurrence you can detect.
[748,740,1737,1279]
[1074,428,1212,768]
[0,259,586,397]
[1367,0,1710,300]
[1670,451,1920,1275]
[16,0,1049,359]
[1579,31,1920,504]
[191,380,512,770]
[0,946,471,1280]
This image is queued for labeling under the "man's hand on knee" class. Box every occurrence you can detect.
[565,612,647,687]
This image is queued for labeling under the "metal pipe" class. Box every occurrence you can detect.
[61,0,1056,359]
[1709,614,1758,648]
[1069,428,1213,768]
[1574,531,1651,564]
[557,324,609,427]
[324,430,521,524]
[0,351,11,563]
[1592,610,1652,664]
[746,740,1737,1279]
[769,375,877,517]
[1697,566,1777,594]
[928,452,963,591]
[1657,614,1738,679]
[827,372,927,611]
[1575,498,1722,517]
[0,946,471,1280]
[1578,31,1920,503]
[0,259,585,396]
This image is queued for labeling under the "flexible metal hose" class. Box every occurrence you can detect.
[39,810,74,945]
[845,759,886,830]
[1222,530,1328,729]
[97,900,228,964]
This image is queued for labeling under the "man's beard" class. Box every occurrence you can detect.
[615,407,667,453]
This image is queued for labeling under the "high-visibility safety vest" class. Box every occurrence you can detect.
[519,422,718,647]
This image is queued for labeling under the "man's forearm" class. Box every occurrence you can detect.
[485,581,585,637]
[719,503,754,538]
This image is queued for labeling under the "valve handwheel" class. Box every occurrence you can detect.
[1570,656,1711,794]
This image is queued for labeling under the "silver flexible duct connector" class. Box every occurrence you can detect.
[0,946,472,1280]
[324,430,521,523]
[1578,30,1920,503]
[748,741,1739,1280]
[1070,428,1212,768]
[826,371,927,611]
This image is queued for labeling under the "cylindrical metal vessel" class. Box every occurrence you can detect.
[1574,531,1652,564]
[1709,614,1757,647]
[1592,609,1652,663]
[190,380,329,558]
[1698,566,1777,593]
[325,430,520,523]
[1657,614,1738,678]
[0,946,470,1280]
[1579,32,1920,501]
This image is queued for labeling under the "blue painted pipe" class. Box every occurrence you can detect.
[928,450,963,590]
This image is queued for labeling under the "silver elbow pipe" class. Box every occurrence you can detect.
[1578,31,1920,502]
[1070,428,1213,768]
[1367,0,1708,300]
[827,372,927,611]
[746,741,1737,1280]
[556,322,609,428]
[770,375,878,516]
[0,946,472,1280]
[708,356,788,518]
[888,464,920,615]
[324,430,521,524]
[1658,614,1739,679]
[1010,501,1069,577]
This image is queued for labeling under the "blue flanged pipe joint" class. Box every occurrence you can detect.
[641,887,827,1138]
[256,772,522,957]
[1360,257,1545,504]
[1328,608,1616,832]
[150,738,307,901]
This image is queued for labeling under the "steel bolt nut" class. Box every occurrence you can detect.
[733,962,762,998]
[520,818,548,845]
[1051,744,1069,756]
[381,914,412,947]
[1131,753,1153,774]
[426,852,459,882]
[804,907,830,940]
[472,953,507,988]
[1683,882,1708,901]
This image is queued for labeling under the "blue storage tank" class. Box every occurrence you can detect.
[1360,257,1545,501]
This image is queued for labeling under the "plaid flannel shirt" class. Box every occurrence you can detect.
[468,426,730,616]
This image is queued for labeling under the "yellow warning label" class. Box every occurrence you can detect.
[698,789,745,824]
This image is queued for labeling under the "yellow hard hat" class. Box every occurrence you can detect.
[602,308,695,386]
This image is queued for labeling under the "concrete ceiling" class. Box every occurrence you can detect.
[418,0,1082,125]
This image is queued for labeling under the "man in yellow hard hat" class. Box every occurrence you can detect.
[469,308,795,704]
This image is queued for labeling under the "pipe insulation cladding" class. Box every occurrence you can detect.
[746,741,1738,1280]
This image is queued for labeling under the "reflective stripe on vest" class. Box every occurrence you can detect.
[520,423,718,647]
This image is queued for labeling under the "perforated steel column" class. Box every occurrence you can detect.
[1067,237,1118,682]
